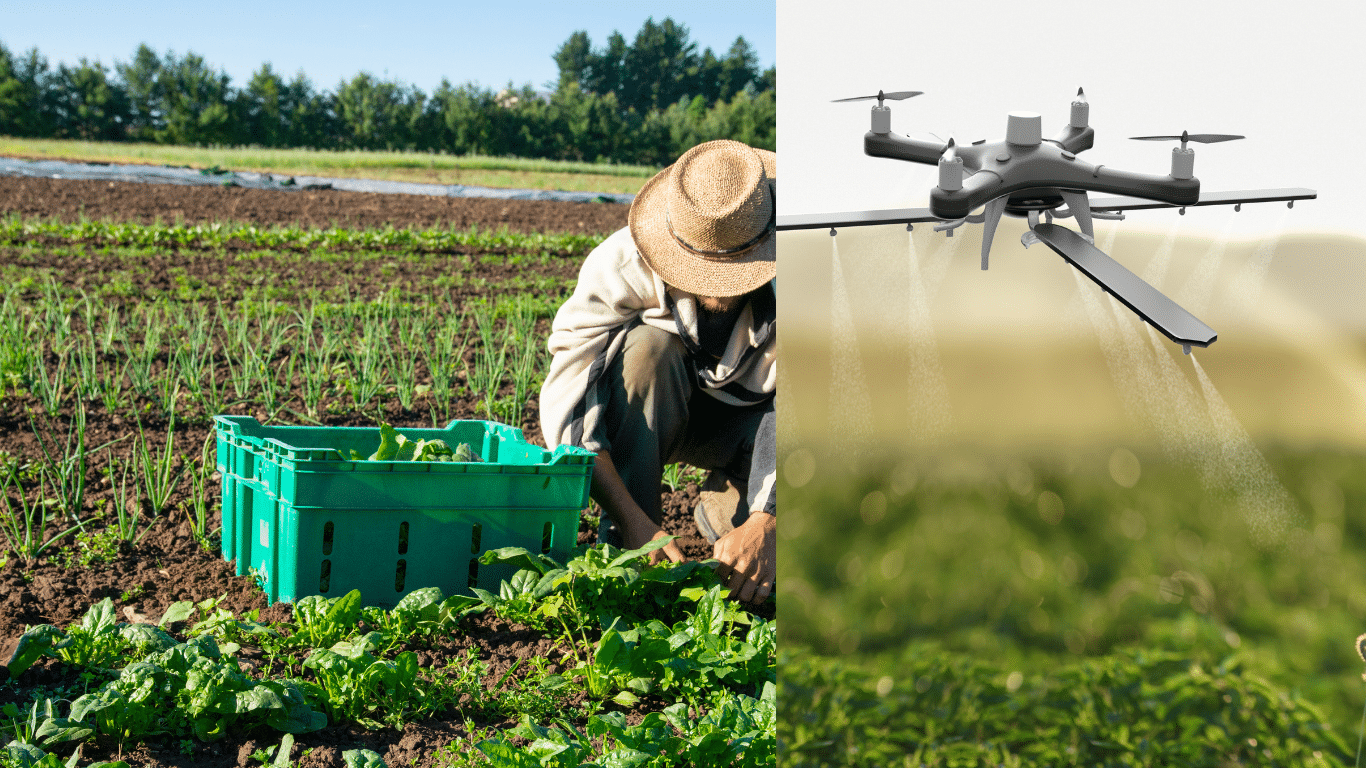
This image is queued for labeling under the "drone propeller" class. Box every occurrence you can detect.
[832,90,923,108]
[940,136,957,162]
[1130,130,1245,151]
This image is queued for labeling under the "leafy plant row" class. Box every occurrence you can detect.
[3,540,776,766]
[0,216,608,257]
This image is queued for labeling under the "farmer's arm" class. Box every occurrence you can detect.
[713,408,777,604]
[590,449,684,564]
[540,229,661,454]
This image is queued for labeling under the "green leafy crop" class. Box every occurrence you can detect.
[343,422,480,462]
[298,633,421,729]
[66,635,326,743]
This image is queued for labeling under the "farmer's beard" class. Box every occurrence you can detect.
[697,293,748,314]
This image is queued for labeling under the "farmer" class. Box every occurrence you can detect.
[540,139,776,605]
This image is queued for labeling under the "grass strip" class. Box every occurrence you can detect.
[0,137,657,193]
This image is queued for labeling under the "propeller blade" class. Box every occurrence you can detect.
[1130,133,1245,143]
[1184,133,1244,143]
[831,90,923,102]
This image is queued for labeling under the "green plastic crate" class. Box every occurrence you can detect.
[213,416,594,608]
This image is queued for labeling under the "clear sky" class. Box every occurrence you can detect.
[3,1,775,94]
[779,0,1366,238]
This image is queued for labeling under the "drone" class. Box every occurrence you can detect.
[776,88,1317,352]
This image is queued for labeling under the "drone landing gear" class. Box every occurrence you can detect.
[978,197,1008,270]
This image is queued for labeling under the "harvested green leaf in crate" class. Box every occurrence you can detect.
[344,423,481,462]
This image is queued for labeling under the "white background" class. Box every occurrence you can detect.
[778,0,1366,238]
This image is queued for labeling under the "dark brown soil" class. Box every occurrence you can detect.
[0,175,630,233]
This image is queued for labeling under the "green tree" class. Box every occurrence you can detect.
[50,58,129,140]
[334,72,427,150]
[115,44,163,140]
[0,43,54,137]
[553,31,593,90]
[718,37,761,102]
[157,51,237,145]
[621,17,699,113]
[243,62,285,146]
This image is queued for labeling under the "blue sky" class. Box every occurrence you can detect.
[3,1,775,94]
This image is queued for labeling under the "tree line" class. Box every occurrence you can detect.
[0,17,774,167]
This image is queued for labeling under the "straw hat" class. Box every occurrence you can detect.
[628,140,776,298]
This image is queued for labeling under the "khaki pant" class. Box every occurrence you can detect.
[594,323,774,546]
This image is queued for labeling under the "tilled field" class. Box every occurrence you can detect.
[0,175,631,232]
[0,177,773,768]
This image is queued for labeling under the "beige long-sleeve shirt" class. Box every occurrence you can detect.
[539,226,777,501]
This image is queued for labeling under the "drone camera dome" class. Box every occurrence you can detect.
[871,105,891,134]
[1006,112,1042,146]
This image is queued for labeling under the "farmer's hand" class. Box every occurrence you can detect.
[713,511,775,604]
[619,516,685,565]
[590,449,684,564]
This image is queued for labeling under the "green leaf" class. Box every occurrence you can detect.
[595,627,626,668]
[2,742,47,767]
[662,702,690,733]
[330,631,383,660]
[611,690,641,708]
[6,625,66,677]
[471,587,500,606]
[34,717,94,746]
[539,674,570,691]
[479,546,561,575]
[369,423,402,461]
[342,748,386,768]
[80,598,118,635]
[119,623,177,654]
[533,569,568,598]
[476,740,541,768]
[272,733,295,768]
[192,715,226,742]
[263,681,327,734]
[597,746,654,768]
[639,561,714,584]
[324,589,363,630]
[157,601,195,627]
[393,586,443,619]
[508,568,539,596]
[229,686,285,714]
[69,687,125,723]
[412,438,454,461]
[439,594,482,618]
[609,536,676,568]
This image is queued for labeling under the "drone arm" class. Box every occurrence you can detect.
[865,130,949,166]
[1048,125,1095,155]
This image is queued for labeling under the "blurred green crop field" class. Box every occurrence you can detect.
[777,445,1366,766]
